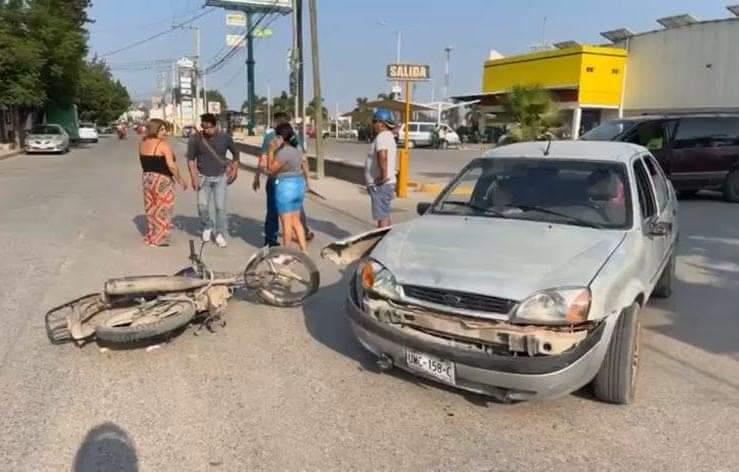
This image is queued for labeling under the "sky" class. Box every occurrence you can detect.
[88,0,736,114]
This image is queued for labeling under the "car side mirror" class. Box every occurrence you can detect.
[646,219,672,237]
[417,202,431,215]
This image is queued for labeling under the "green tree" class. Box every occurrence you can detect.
[271,91,295,118]
[501,84,559,142]
[376,92,398,101]
[78,58,130,124]
[240,95,268,125]
[351,96,371,127]
[306,97,328,122]
[0,2,46,145]
[201,89,227,113]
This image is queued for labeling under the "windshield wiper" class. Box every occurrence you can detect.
[507,204,604,229]
[438,201,507,217]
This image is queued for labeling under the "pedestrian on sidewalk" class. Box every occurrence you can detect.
[366,109,397,228]
[138,119,188,247]
[186,113,240,248]
[264,123,308,252]
[253,112,313,247]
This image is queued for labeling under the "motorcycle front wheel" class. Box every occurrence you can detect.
[94,300,196,344]
[244,247,320,307]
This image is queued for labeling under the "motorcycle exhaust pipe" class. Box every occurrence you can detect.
[105,276,209,296]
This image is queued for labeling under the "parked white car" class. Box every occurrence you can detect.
[397,122,460,149]
[25,124,70,154]
[323,141,678,404]
[79,122,99,143]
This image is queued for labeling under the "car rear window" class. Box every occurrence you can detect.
[418,124,435,133]
[673,117,739,148]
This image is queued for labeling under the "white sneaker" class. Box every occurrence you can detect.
[215,233,227,248]
[201,229,212,243]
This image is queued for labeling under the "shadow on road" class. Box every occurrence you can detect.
[73,422,138,472]
[647,194,739,358]
[306,216,353,240]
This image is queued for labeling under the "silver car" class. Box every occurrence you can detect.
[323,141,678,404]
[25,124,70,154]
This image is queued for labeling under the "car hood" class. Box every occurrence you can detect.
[371,215,626,302]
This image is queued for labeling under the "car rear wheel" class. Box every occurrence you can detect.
[592,302,641,404]
[723,170,739,202]
[652,252,674,298]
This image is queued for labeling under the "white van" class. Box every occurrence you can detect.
[397,122,460,148]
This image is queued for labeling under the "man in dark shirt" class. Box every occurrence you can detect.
[187,113,240,248]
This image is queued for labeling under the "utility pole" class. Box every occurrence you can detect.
[443,46,452,100]
[246,14,256,135]
[267,83,272,129]
[295,0,305,143]
[194,27,201,127]
[308,0,323,178]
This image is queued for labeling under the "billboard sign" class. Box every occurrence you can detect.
[226,11,246,27]
[226,34,245,48]
[205,0,291,13]
[208,101,222,114]
[386,64,431,81]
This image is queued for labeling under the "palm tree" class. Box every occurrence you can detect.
[376,92,397,101]
[306,97,329,122]
[241,96,269,125]
[501,84,559,142]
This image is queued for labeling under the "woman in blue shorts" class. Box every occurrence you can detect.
[265,123,308,252]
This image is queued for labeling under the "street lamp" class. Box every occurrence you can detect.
[377,21,402,97]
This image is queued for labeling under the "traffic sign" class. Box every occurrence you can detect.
[226,34,245,47]
[386,64,431,81]
[226,12,246,27]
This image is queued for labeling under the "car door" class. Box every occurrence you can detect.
[632,156,672,287]
[670,117,739,189]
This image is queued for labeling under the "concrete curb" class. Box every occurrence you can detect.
[0,150,22,161]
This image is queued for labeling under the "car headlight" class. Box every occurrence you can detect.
[513,288,591,325]
[357,260,402,301]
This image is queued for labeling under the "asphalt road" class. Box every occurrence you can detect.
[0,136,737,471]
[305,138,484,183]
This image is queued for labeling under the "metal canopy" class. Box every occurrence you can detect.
[553,40,581,49]
[204,0,292,14]
[600,28,635,43]
[727,5,739,17]
[656,14,698,29]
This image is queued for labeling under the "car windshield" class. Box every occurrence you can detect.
[30,125,61,135]
[80,122,94,128]
[432,158,632,229]
[580,120,637,141]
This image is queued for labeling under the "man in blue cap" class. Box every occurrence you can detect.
[366,109,397,228]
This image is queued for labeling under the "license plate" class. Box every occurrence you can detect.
[406,350,455,385]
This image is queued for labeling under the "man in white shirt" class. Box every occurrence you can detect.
[365,108,397,227]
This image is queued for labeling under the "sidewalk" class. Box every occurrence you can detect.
[0,147,22,161]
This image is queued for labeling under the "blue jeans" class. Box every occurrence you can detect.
[265,176,309,247]
[198,174,227,236]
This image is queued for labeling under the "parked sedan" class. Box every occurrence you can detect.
[79,122,99,143]
[323,141,678,404]
[25,124,70,154]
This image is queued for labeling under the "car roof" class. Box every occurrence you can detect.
[483,141,644,164]
[616,113,739,122]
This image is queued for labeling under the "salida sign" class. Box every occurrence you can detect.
[386,64,430,81]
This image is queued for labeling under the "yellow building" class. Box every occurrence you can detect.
[457,45,627,138]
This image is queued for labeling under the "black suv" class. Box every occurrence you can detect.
[581,114,739,202]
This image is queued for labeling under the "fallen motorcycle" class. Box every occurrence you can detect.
[45,241,320,346]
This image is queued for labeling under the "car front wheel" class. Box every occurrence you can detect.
[592,302,641,404]
[723,170,739,202]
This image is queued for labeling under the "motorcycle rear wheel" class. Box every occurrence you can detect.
[94,300,196,344]
[244,246,320,307]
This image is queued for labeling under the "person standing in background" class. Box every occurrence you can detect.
[263,123,308,252]
[187,113,240,248]
[365,109,397,228]
[254,112,313,247]
[138,119,188,247]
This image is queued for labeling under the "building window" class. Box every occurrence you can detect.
[586,66,595,73]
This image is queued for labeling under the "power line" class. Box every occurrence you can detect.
[99,8,215,58]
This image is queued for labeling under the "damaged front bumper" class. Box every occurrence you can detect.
[346,290,619,401]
